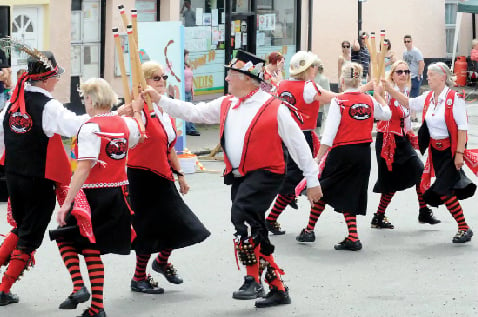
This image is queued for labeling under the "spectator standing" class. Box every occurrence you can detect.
[184,49,200,136]
[181,0,196,27]
[351,31,371,84]
[338,40,351,90]
[403,34,424,121]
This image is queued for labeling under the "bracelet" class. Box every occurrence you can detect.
[172,169,185,177]
[456,151,464,155]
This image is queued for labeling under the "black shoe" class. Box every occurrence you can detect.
[289,198,299,210]
[186,130,201,136]
[371,213,394,229]
[232,276,265,300]
[254,287,291,308]
[78,308,106,317]
[0,291,19,306]
[131,276,164,294]
[152,261,183,284]
[334,238,362,251]
[418,207,441,224]
[296,229,315,242]
[59,286,90,309]
[452,228,473,243]
[265,220,285,235]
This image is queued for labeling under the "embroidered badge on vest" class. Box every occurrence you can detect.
[9,111,33,134]
[279,91,296,105]
[446,98,453,106]
[349,103,372,120]
[105,138,128,160]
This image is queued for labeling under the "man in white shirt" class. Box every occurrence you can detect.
[144,50,322,308]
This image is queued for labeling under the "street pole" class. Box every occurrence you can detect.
[358,0,362,39]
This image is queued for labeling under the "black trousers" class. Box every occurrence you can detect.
[230,170,284,256]
[6,172,56,253]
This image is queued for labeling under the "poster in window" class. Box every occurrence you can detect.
[203,13,212,26]
[211,9,219,26]
[196,8,204,26]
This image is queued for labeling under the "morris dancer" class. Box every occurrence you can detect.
[296,62,391,250]
[372,60,439,229]
[127,61,210,294]
[389,62,476,243]
[266,51,336,235]
[262,51,284,93]
[0,51,88,306]
[55,78,142,317]
[144,50,322,308]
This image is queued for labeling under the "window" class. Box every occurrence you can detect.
[445,0,458,56]
[136,0,159,22]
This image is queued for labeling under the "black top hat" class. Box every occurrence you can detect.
[224,50,265,81]
[27,51,64,80]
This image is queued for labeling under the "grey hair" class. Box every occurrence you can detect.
[340,62,363,89]
[427,62,456,87]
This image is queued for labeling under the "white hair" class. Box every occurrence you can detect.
[427,62,456,87]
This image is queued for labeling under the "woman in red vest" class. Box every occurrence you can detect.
[55,78,142,317]
[127,61,210,294]
[297,62,391,250]
[389,62,475,243]
[266,51,336,236]
[371,60,439,229]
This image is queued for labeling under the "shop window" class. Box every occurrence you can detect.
[137,0,159,22]
[445,0,458,56]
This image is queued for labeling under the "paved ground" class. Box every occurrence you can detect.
[1,98,477,317]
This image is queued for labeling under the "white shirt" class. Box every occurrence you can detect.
[0,84,90,156]
[159,89,320,188]
[409,87,468,139]
[77,114,141,167]
[321,89,392,146]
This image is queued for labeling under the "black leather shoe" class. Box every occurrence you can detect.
[78,308,107,317]
[289,198,299,210]
[131,276,164,294]
[232,276,265,300]
[371,213,394,229]
[265,220,285,235]
[296,229,315,242]
[0,291,19,306]
[334,238,362,251]
[452,228,473,243]
[186,130,201,136]
[152,261,183,284]
[418,207,441,224]
[255,287,291,308]
[59,286,90,309]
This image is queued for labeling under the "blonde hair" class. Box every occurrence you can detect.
[340,62,362,89]
[142,61,164,79]
[472,39,478,47]
[79,78,118,111]
[387,60,411,88]
[427,62,456,87]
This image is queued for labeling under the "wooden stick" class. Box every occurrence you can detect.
[118,5,130,32]
[126,25,140,100]
[378,30,386,79]
[113,27,131,105]
[370,32,378,81]
[131,9,138,45]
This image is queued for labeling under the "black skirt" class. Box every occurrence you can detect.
[278,130,314,195]
[53,186,132,255]
[320,143,371,215]
[128,168,210,254]
[373,132,423,193]
[423,147,476,207]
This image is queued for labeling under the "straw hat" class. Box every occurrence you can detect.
[289,51,318,76]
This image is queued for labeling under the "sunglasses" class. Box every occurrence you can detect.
[404,40,411,43]
[395,70,411,75]
[152,75,168,81]
[342,45,350,48]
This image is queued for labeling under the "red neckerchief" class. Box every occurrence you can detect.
[8,67,59,115]
[232,87,260,109]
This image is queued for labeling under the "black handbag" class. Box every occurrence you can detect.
[417,121,430,155]
[48,204,79,241]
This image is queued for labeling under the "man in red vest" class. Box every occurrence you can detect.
[0,51,89,306]
[145,50,322,308]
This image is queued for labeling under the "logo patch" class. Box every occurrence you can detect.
[279,91,296,106]
[349,103,372,120]
[9,112,33,134]
[446,98,452,106]
[105,138,127,160]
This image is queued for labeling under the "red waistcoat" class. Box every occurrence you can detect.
[333,92,374,148]
[81,115,130,188]
[376,97,406,136]
[127,105,177,181]
[423,89,464,155]
[220,96,285,176]
[277,80,320,130]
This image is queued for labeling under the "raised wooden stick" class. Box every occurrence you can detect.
[370,32,378,81]
[131,9,138,45]
[378,30,386,79]
[113,27,131,104]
